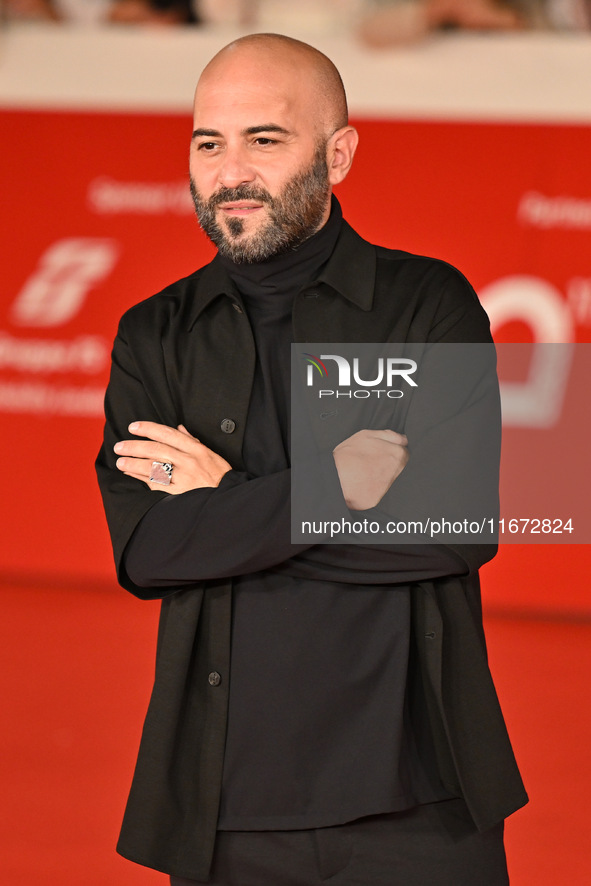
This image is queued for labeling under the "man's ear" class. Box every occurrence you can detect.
[326,126,359,186]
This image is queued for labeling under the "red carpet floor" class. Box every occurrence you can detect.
[1,583,589,885]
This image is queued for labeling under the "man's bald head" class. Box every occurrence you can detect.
[197,33,348,137]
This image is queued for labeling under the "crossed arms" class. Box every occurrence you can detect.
[107,419,474,594]
[114,421,409,509]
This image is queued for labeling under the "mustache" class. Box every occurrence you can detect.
[206,185,273,207]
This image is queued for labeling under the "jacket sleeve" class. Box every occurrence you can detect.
[269,541,495,584]
[120,448,475,593]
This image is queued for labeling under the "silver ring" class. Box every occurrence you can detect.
[149,461,174,486]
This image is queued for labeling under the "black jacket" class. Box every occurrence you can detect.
[96,220,528,880]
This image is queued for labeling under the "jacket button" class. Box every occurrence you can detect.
[208,671,222,686]
[425,631,436,640]
[220,419,236,434]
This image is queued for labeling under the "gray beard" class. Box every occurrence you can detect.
[190,145,330,263]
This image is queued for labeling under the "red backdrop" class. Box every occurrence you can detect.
[1,109,589,613]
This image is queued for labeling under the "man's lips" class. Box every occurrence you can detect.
[218,202,265,216]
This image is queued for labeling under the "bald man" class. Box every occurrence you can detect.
[97,34,526,886]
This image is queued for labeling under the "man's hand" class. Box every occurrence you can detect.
[114,421,232,494]
[333,429,409,511]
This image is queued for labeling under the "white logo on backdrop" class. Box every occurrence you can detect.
[480,275,575,428]
[10,238,118,328]
[1,238,118,417]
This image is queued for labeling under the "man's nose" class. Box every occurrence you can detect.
[217,147,256,189]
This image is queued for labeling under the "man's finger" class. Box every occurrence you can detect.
[337,429,408,449]
[114,440,180,464]
[127,420,197,447]
[116,456,160,477]
[367,429,408,446]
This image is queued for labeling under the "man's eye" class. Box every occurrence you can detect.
[254,138,277,146]
[198,142,218,151]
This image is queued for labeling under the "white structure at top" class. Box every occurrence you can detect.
[0,24,590,121]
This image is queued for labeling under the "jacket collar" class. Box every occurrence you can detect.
[316,220,376,312]
[186,217,377,330]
